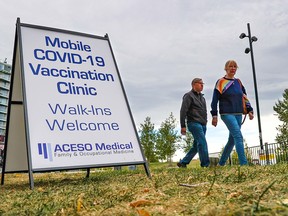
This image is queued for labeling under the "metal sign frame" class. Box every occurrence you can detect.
[1,18,150,189]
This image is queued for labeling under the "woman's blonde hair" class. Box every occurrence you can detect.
[224,60,238,70]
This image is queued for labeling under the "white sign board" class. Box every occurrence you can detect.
[16,25,145,170]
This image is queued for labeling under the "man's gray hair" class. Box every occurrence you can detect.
[191,78,202,85]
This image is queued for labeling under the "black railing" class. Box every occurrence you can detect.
[209,142,288,166]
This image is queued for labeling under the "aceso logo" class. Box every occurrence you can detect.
[38,143,53,161]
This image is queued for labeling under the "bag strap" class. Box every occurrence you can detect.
[237,79,247,125]
[241,113,247,125]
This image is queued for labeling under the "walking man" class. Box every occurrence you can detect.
[178,78,210,168]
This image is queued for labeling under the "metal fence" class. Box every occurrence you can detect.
[209,142,288,166]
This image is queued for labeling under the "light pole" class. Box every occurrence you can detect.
[239,23,263,150]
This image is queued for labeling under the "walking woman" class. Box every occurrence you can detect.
[211,60,254,165]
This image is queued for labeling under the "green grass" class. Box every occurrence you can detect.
[0,163,288,215]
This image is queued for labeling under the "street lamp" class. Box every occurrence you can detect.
[239,23,263,150]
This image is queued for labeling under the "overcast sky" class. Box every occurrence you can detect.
[1,0,287,159]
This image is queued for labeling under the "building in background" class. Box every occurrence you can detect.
[0,60,12,151]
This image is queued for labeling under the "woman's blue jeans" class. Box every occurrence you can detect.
[180,122,210,167]
[219,114,248,166]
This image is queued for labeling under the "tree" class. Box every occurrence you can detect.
[138,117,158,163]
[155,113,180,164]
[273,89,288,161]
[179,129,194,154]
[273,89,288,146]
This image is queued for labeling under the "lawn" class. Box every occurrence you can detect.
[0,162,287,215]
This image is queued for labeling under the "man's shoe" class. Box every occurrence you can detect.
[177,162,187,168]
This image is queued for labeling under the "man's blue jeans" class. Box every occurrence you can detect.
[219,114,248,166]
[180,122,210,167]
